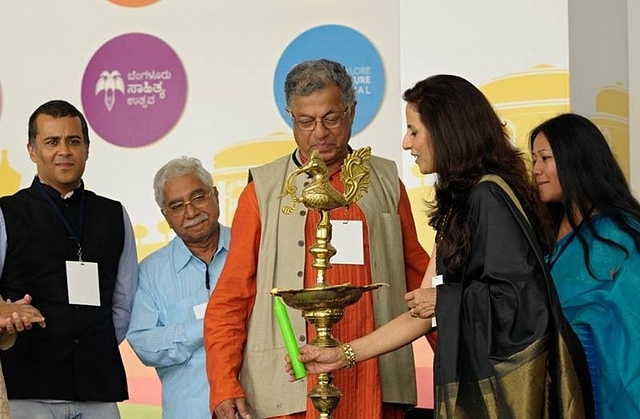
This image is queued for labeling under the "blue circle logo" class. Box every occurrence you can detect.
[274,25,385,135]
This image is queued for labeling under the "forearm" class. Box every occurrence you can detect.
[113,206,139,343]
[204,289,255,405]
[349,311,431,363]
[204,299,251,380]
[206,184,260,386]
[128,320,204,367]
[205,317,249,410]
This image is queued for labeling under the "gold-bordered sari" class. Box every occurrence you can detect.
[433,176,593,418]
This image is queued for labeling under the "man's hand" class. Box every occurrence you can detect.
[0,294,46,332]
[214,398,251,419]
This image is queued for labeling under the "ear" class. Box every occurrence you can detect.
[27,143,37,163]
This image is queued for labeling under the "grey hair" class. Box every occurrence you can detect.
[153,156,214,208]
[284,59,356,108]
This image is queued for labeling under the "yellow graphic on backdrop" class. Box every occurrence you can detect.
[591,82,629,178]
[482,64,570,150]
[134,221,172,261]
[212,131,296,227]
[0,150,21,197]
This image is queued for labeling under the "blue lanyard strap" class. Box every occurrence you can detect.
[36,180,86,261]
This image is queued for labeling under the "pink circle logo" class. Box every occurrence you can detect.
[81,33,187,147]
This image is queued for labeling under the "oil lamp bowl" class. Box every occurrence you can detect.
[271,283,384,311]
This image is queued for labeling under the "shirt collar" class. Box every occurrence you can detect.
[170,223,230,272]
[34,175,84,201]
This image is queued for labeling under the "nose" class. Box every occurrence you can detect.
[57,141,72,155]
[531,159,542,176]
[183,200,199,217]
[401,132,411,150]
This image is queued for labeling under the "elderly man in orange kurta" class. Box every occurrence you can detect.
[204,59,429,419]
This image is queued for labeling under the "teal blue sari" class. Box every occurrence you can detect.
[548,215,640,419]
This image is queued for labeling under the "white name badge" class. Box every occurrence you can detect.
[66,261,101,306]
[193,302,208,320]
[329,220,364,265]
[431,274,444,328]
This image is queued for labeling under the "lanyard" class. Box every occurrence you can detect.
[37,181,86,262]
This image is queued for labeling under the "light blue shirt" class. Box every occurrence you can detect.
[126,224,230,419]
[0,205,139,343]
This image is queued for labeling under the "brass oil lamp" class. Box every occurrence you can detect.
[271,147,383,419]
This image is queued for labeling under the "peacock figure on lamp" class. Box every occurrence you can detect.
[271,146,384,419]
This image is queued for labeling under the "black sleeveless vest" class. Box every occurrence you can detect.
[0,177,128,401]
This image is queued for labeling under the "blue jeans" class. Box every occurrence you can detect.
[8,401,120,419]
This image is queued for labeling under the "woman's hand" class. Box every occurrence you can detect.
[285,345,345,381]
[405,288,437,320]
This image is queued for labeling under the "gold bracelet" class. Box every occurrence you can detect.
[341,343,356,369]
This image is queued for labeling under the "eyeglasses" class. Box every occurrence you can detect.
[287,107,351,131]
[162,189,214,216]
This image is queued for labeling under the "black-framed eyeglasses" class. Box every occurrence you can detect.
[287,106,351,131]
[162,189,214,216]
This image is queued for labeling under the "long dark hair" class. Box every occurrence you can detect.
[529,113,640,276]
[403,74,552,273]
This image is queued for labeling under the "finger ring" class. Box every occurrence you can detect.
[410,310,419,318]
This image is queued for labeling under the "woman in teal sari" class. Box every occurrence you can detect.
[530,113,640,419]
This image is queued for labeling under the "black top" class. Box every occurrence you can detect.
[433,180,593,418]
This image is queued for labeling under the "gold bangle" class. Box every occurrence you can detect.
[341,343,356,369]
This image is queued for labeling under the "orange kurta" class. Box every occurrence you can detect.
[205,171,428,419]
